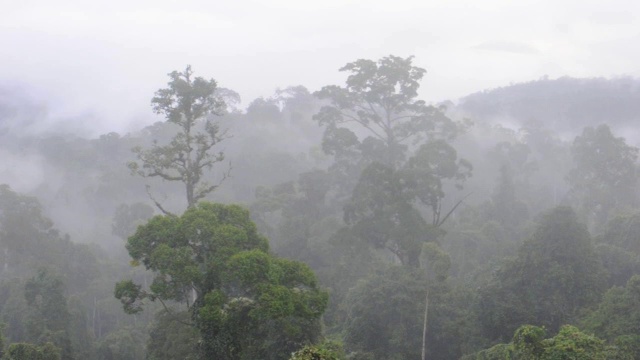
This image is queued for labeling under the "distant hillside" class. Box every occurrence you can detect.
[458,77,640,135]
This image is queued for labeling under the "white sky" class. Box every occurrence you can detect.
[1,0,639,135]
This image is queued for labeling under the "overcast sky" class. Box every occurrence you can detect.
[1,0,639,136]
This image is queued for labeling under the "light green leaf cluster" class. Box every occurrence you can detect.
[465,325,633,360]
[116,202,328,359]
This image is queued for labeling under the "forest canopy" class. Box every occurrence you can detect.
[1,56,640,360]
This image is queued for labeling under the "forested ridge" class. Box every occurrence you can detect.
[1,56,640,359]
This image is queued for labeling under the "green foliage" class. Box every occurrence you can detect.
[118,202,269,308]
[145,311,200,360]
[342,265,465,360]
[420,242,451,282]
[403,139,472,214]
[478,207,606,341]
[464,325,632,360]
[441,216,517,281]
[540,325,609,360]
[344,162,434,267]
[4,342,62,360]
[0,279,30,345]
[289,340,345,360]
[116,202,328,359]
[314,55,457,168]
[594,243,640,286]
[567,124,639,228]
[12,56,640,360]
[23,269,74,360]
[599,210,640,256]
[511,325,546,359]
[343,267,426,360]
[343,147,468,267]
[612,335,640,360]
[582,275,640,341]
[461,343,513,360]
[95,326,146,360]
[2,183,196,359]
[0,185,99,295]
[113,281,143,315]
[489,163,530,230]
[312,227,382,328]
[314,56,470,264]
[129,66,231,209]
[0,325,4,359]
[111,203,154,240]
[197,254,328,359]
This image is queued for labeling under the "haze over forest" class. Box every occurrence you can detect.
[2,1,640,360]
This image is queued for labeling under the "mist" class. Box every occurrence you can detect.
[2,1,640,359]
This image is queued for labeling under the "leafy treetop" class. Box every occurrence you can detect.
[314,55,458,168]
[129,66,232,212]
[115,202,328,359]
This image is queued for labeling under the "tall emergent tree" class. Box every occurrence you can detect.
[315,55,470,266]
[115,202,328,359]
[315,55,470,360]
[314,55,458,168]
[129,66,230,212]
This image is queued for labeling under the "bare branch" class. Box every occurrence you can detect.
[145,185,176,217]
[339,111,387,141]
[435,192,472,228]
[192,162,232,203]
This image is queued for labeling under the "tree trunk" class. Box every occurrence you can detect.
[422,288,429,360]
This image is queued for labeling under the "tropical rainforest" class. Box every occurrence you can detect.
[1,55,640,359]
